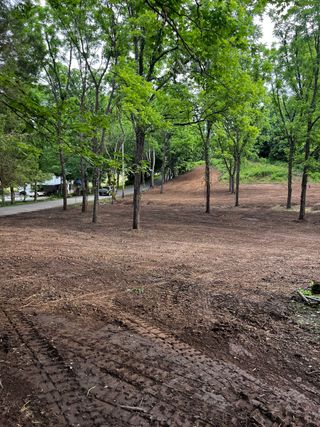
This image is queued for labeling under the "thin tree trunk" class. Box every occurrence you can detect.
[133,126,145,229]
[80,157,88,213]
[150,148,155,188]
[204,138,210,214]
[299,125,312,220]
[203,120,212,213]
[1,184,4,206]
[122,141,125,198]
[59,147,68,211]
[91,79,103,223]
[34,181,37,202]
[10,186,15,205]
[56,116,68,211]
[160,142,166,194]
[23,184,27,202]
[287,136,294,209]
[92,166,100,223]
[235,156,240,207]
[229,174,235,194]
[116,171,120,191]
[299,166,308,220]
[111,171,116,205]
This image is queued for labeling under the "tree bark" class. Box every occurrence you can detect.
[59,148,68,211]
[229,174,235,194]
[203,120,212,213]
[80,157,88,213]
[133,126,145,229]
[10,186,15,205]
[299,123,312,220]
[287,136,295,209]
[150,148,155,188]
[111,171,116,205]
[160,142,166,194]
[56,116,68,211]
[122,141,125,198]
[204,139,210,214]
[1,184,4,206]
[33,181,37,203]
[116,171,120,191]
[92,165,100,223]
[235,156,241,207]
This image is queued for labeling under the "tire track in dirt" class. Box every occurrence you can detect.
[101,313,320,426]
[1,306,320,426]
[0,308,142,426]
[1,308,221,426]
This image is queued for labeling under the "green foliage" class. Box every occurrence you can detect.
[213,158,298,183]
[4,0,304,213]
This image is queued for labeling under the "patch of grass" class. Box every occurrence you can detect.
[309,170,320,183]
[212,158,298,184]
[241,160,291,183]
[299,288,313,297]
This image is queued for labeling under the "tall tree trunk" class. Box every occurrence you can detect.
[80,157,88,213]
[92,166,100,223]
[122,141,125,198]
[203,120,212,213]
[59,147,68,211]
[204,138,210,214]
[287,136,295,209]
[111,171,116,205]
[299,124,312,220]
[160,142,166,194]
[56,117,68,211]
[116,171,120,191]
[150,148,155,188]
[229,174,235,194]
[10,186,15,205]
[235,156,241,207]
[1,184,4,206]
[34,181,37,202]
[23,184,27,202]
[133,126,145,229]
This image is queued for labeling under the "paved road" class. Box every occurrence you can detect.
[0,185,143,217]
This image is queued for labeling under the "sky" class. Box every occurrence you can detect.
[257,13,275,47]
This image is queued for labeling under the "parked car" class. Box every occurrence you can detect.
[98,186,112,196]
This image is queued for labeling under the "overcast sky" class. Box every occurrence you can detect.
[257,13,275,47]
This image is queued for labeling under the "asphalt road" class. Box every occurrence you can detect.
[0,185,140,217]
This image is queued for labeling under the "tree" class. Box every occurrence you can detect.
[222,108,261,207]
[116,0,183,229]
[271,2,320,219]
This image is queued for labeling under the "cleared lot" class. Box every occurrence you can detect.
[0,168,319,426]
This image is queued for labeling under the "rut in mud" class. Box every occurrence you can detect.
[0,167,320,426]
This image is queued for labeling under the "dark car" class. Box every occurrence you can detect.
[98,186,112,196]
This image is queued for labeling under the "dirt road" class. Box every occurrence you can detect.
[0,168,320,426]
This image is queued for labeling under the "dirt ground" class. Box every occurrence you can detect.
[0,167,320,427]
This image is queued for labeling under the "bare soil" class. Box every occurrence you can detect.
[0,167,320,427]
